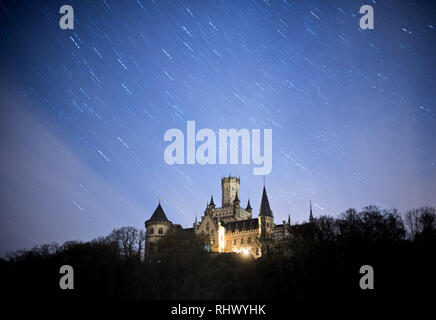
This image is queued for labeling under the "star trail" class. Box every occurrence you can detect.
[0,0,435,255]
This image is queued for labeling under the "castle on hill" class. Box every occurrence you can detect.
[145,176,314,257]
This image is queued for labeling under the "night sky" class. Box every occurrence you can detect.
[0,0,435,256]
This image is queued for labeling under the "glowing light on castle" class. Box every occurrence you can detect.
[218,222,225,253]
[145,176,295,258]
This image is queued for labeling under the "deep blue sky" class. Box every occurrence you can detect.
[0,0,435,255]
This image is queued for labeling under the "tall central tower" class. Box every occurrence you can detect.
[221,176,240,207]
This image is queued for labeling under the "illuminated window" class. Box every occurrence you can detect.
[241,238,244,244]
[150,227,154,235]
[158,228,163,235]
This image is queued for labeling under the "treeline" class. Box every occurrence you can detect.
[0,206,435,301]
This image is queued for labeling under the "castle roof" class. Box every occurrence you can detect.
[233,191,240,203]
[223,218,259,233]
[209,195,215,206]
[246,199,252,211]
[148,202,169,221]
[259,186,273,217]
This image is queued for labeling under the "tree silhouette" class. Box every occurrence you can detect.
[1,205,435,301]
[107,226,146,260]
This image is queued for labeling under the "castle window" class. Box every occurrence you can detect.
[150,227,154,235]
[233,239,236,245]
[266,223,269,228]
[248,237,251,243]
[158,228,163,235]
[240,238,244,245]
[232,187,234,191]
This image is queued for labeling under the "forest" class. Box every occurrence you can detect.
[1,205,434,302]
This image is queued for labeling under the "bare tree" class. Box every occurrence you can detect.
[107,226,146,259]
[405,208,420,240]
[405,207,436,240]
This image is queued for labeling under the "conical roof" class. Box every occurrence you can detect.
[149,202,168,221]
[233,191,240,202]
[209,195,215,206]
[259,186,273,217]
[246,199,252,211]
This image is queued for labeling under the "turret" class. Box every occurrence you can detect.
[245,199,252,213]
[233,191,240,206]
[209,195,216,208]
[232,191,240,218]
[145,201,172,255]
[205,195,216,216]
[258,186,273,238]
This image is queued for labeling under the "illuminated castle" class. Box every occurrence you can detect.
[145,176,293,258]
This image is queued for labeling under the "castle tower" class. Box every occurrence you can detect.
[258,186,273,238]
[145,201,172,254]
[221,176,240,207]
[205,195,216,217]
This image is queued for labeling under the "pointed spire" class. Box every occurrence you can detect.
[149,202,168,221]
[209,195,215,207]
[246,199,252,212]
[309,200,314,222]
[259,186,273,217]
[287,213,291,225]
[233,191,240,203]
[195,213,198,226]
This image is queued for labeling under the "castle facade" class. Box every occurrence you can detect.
[145,176,293,258]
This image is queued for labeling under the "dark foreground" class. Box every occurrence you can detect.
[1,205,435,302]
